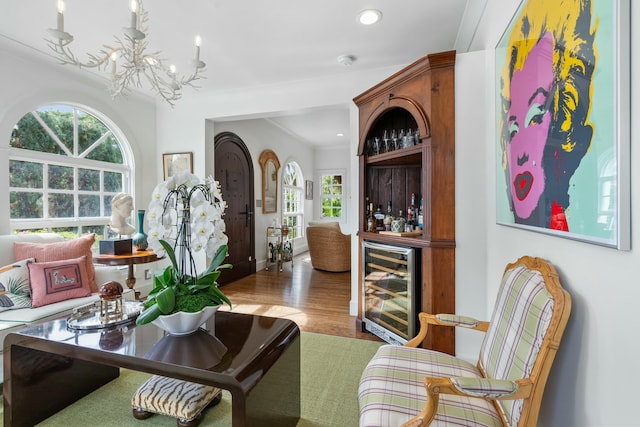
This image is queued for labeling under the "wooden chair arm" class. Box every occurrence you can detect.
[405,313,490,348]
[401,377,533,427]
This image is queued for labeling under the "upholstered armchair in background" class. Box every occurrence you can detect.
[306,221,351,272]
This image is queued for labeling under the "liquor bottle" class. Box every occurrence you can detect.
[404,193,415,232]
[405,206,414,232]
[374,204,385,231]
[418,198,424,229]
[367,201,375,232]
[395,209,406,233]
[384,201,393,230]
[409,193,416,219]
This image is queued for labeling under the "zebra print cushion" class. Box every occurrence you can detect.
[131,375,222,421]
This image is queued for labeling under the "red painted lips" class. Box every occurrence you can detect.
[514,172,533,200]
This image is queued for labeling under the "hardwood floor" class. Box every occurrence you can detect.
[219,252,382,342]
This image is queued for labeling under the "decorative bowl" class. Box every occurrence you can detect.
[152,305,219,336]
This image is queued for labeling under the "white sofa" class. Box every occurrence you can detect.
[0,233,129,353]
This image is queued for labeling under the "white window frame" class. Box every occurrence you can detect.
[282,161,304,240]
[318,169,346,221]
[8,104,133,236]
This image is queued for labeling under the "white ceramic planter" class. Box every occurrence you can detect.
[152,305,219,336]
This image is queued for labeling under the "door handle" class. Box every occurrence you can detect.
[240,204,253,226]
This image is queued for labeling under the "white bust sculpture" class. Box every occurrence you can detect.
[109,192,136,236]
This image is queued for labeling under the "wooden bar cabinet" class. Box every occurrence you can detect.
[355,51,456,355]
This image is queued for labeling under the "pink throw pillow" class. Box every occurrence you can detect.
[14,234,97,292]
[28,256,91,308]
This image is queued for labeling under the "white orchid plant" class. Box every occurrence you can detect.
[136,172,232,326]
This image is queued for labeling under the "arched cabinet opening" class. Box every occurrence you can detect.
[360,108,420,157]
[358,100,431,157]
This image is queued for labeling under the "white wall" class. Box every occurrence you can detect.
[454,51,491,361]
[467,1,640,425]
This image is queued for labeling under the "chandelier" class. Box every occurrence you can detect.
[45,0,206,106]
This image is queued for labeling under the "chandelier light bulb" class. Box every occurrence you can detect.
[56,0,65,32]
[129,3,137,28]
[129,0,138,13]
[48,0,73,42]
[192,35,205,68]
[194,37,201,61]
[110,51,117,74]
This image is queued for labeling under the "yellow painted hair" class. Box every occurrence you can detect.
[499,0,597,159]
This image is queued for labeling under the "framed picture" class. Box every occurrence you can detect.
[163,152,193,180]
[305,180,313,200]
[495,0,630,249]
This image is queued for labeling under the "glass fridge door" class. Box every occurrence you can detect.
[362,241,416,344]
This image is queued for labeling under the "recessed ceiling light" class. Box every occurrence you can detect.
[358,9,382,25]
[337,133,344,137]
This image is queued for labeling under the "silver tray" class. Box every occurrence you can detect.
[67,300,142,331]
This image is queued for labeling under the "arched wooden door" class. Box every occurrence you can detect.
[214,132,255,284]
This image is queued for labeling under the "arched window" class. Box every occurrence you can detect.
[9,104,132,238]
[282,161,304,239]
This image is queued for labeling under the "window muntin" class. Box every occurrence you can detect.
[9,105,131,237]
[320,172,344,219]
[282,161,304,239]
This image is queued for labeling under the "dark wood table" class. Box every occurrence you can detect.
[94,250,160,297]
[3,311,300,427]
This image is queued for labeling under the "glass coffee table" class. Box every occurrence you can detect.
[3,310,300,427]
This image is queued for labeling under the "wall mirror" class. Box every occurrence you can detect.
[259,149,280,213]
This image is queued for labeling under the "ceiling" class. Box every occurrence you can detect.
[0,0,486,147]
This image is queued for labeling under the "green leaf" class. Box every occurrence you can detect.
[155,286,176,314]
[159,240,179,273]
[209,285,232,308]
[197,271,221,287]
[136,304,163,325]
[141,296,156,309]
[204,245,228,274]
[161,265,174,285]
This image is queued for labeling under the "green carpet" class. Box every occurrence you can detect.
[4,332,381,426]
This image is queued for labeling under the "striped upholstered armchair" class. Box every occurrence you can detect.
[358,256,571,427]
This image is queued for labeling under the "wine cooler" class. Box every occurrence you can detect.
[362,241,419,345]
